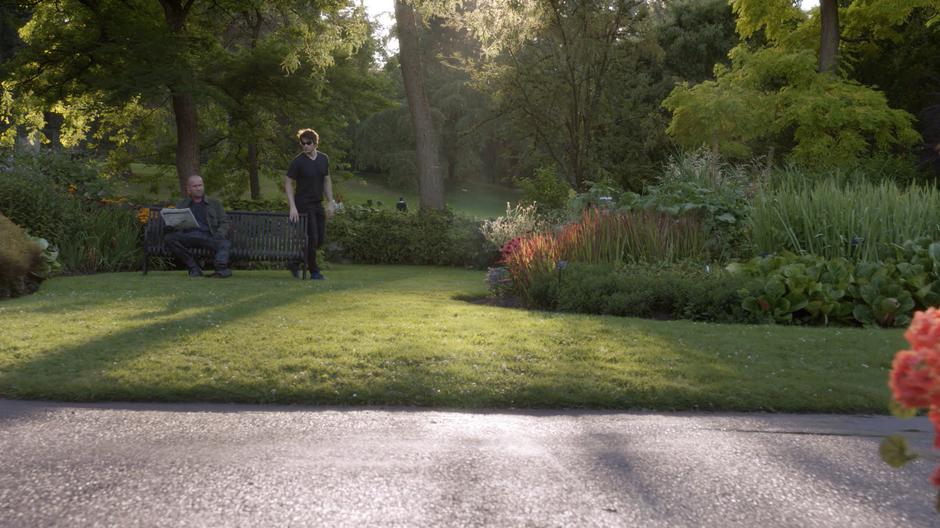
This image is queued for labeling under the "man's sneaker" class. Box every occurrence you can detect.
[310,272,326,280]
[188,267,203,278]
[286,262,301,279]
[209,269,232,278]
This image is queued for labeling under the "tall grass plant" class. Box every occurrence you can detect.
[750,177,940,261]
[58,205,142,273]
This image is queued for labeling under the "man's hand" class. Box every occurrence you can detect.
[326,200,337,219]
[289,205,299,223]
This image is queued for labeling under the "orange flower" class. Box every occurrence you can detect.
[137,208,150,224]
[905,308,940,350]
[890,350,935,409]
[889,310,940,491]
[67,184,77,195]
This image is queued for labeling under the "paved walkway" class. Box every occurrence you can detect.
[0,399,936,527]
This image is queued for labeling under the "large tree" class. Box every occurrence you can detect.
[454,0,648,191]
[2,0,368,194]
[663,0,933,169]
[394,0,445,209]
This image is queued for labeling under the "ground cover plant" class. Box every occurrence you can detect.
[0,266,902,412]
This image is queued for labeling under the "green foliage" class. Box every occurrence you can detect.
[664,0,931,170]
[663,46,920,166]
[730,0,805,44]
[729,253,855,325]
[326,206,498,268]
[516,166,572,212]
[0,150,141,273]
[26,235,61,277]
[502,207,710,305]
[749,177,940,261]
[0,212,41,298]
[0,153,88,247]
[568,152,753,261]
[729,246,940,327]
[657,0,739,84]
[479,202,549,251]
[850,262,916,328]
[619,151,753,261]
[462,0,662,189]
[526,263,756,323]
[57,205,141,274]
[225,198,288,212]
[3,0,377,196]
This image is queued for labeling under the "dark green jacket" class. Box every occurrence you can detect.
[175,196,231,239]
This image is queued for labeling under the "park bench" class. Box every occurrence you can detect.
[141,207,309,278]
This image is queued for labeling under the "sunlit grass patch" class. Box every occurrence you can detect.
[0,266,903,412]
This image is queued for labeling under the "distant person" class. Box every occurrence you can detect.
[164,175,232,278]
[396,197,407,212]
[285,128,336,280]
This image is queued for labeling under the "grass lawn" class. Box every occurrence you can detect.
[119,164,520,219]
[0,266,904,412]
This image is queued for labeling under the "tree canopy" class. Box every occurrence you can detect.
[2,0,374,194]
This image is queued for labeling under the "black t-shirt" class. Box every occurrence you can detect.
[287,152,329,204]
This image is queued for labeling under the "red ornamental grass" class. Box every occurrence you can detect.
[501,207,708,296]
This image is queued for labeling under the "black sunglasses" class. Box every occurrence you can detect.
[300,140,314,146]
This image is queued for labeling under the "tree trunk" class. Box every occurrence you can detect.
[171,91,200,194]
[395,0,444,210]
[248,142,260,199]
[160,0,200,194]
[818,0,839,74]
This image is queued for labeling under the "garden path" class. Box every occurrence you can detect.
[0,399,934,527]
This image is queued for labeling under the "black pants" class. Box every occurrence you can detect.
[165,230,231,271]
[298,202,325,273]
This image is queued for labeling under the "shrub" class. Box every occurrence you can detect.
[516,165,572,212]
[326,206,499,268]
[0,151,143,273]
[617,151,754,261]
[479,202,550,251]
[0,213,42,298]
[0,162,85,247]
[525,263,756,323]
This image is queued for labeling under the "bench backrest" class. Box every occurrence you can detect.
[144,207,308,261]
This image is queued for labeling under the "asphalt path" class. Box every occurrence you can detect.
[0,399,937,527]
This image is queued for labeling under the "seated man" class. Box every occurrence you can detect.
[164,175,232,278]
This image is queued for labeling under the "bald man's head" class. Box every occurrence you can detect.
[186,175,205,201]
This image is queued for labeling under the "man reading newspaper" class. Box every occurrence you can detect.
[163,175,232,278]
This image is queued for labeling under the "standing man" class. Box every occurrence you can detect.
[285,128,336,280]
[164,175,232,278]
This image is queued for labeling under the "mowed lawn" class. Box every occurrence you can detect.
[0,266,905,412]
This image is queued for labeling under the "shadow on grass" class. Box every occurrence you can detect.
[0,273,370,401]
[0,270,893,412]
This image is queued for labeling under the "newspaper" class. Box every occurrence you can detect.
[159,208,199,230]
